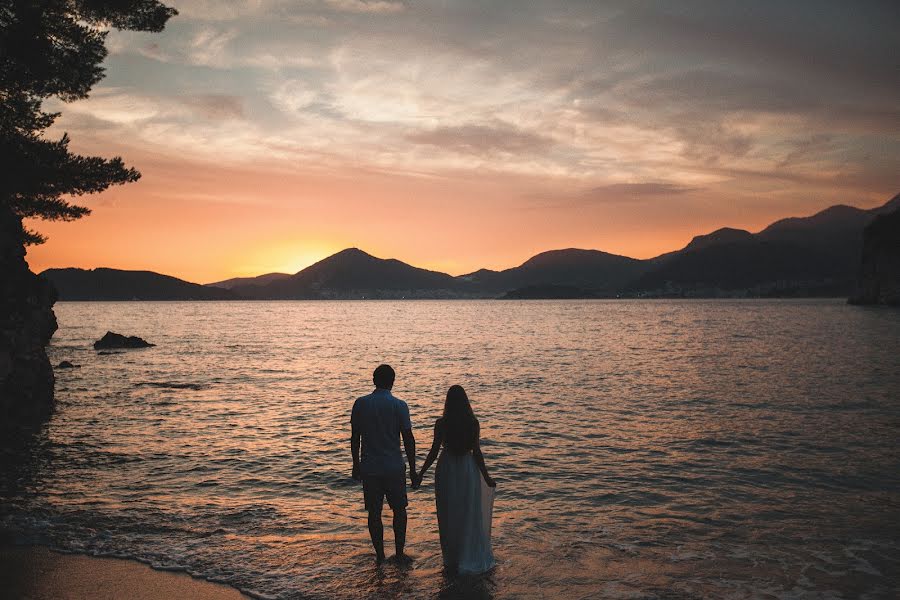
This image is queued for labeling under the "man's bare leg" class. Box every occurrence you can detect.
[368,507,386,562]
[393,506,409,561]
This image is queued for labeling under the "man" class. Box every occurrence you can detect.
[351,364,418,562]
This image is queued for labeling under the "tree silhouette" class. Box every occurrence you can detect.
[0,0,177,244]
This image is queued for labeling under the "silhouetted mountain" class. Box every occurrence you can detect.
[628,194,900,297]
[760,204,870,236]
[41,268,239,301]
[757,204,870,270]
[683,227,755,252]
[458,248,646,294]
[877,192,900,213]
[652,227,754,264]
[39,193,899,300]
[629,241,850,297]
[233,248,467,299]
[206,272,291,290]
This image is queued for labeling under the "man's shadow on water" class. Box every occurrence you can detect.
[359,554,495,600]
[360,553,418,599]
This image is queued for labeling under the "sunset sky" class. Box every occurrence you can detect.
[25,0,899,283]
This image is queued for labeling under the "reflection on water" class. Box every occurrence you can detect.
[1,299,899,599]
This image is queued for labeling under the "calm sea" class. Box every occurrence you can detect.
[2,300,899,599]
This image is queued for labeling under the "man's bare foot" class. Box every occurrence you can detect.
[390,553,414,565]
[375,552,386,564]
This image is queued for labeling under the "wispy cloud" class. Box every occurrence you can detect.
[269,79,322,116]
[324,0,405,14]
[408,121,554,155]
[181,94,245,120]
[187,26,239,67]
[54,1,899,229]
[587,183,701,198]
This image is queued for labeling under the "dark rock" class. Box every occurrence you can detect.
[1,206,58,423]
[97,350,125,356]
[849,208,900,306]
[93,331,155,350]
[57,360,80,369]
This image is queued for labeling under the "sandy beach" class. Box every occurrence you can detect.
[0,546,247,600]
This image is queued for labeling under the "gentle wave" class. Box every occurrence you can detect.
[2,299,899,599]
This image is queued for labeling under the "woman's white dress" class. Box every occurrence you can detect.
[434,449,495,574]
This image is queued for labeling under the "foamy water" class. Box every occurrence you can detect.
[2,299,899,599]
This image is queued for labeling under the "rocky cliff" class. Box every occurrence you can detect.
[849,208,900,306]
[1,206,58,422]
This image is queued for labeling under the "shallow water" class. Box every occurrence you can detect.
[2,299,899,599]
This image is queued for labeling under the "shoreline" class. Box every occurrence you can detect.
[0,544,249,600]
[49,295,852,302]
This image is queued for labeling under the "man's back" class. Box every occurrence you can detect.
[351,389,411,476]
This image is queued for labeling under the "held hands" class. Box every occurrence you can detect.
[410,468,422,489]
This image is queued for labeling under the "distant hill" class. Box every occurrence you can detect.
[628,240,850,297]
[627,194,900,297]
[457,248,647,294]
[41,268,239,301]
[651,227,755,264]
[760,204,871,238]
[206,272,291,290]
[40,193,899,300]
[233,248,468,299]
[682,227,755,253]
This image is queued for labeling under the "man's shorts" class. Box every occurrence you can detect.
[362,472,408,513]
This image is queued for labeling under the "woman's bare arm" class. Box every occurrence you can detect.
[473,420,495,487]
[416,419,443,487]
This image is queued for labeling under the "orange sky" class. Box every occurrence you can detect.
[24,1,900,283]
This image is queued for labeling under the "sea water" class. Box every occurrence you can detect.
[2,299,899,599]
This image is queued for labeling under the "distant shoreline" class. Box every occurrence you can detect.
[37,194,899,304]
[50,296,851,302]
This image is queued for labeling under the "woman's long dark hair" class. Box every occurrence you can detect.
[442,385,477,455]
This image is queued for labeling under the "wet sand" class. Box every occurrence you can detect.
[0,545,247,600]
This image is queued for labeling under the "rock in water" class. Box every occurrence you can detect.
[57,361,80,369]
[850,208,900,306]
[93,331,155,350]
[0,207,58,423]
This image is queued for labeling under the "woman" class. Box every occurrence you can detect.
[417,385,496,574]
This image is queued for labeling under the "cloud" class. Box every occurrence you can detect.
[188,27,238,67]
[269,80,321,115]
[587,182,701,199]
[620,69,817,115]
[170,0,275,21]
[62,89,175,124]
[60,0,898,199]
[181,94,245,120]
[407,121,554,155]
[324,0,405,14]
[602,2,900,97]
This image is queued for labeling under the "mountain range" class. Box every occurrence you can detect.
[40,193,899,300]
[206,272,291,290]
[41,268,238,301]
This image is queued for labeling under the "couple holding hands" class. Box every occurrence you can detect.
[351,364,496,574]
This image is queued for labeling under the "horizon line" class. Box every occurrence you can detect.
[30,192,899,285]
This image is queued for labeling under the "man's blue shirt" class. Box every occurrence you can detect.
[351,388,412,476]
